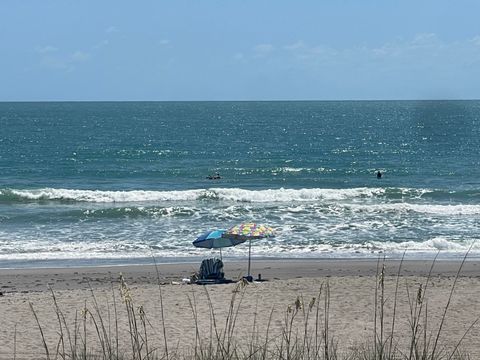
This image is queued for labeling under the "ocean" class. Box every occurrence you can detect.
[1,101,479,268]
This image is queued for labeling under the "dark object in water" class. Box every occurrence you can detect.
[206,172,221,180]
[376,170,382,179]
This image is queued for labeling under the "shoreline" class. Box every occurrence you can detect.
[1,250,479,270]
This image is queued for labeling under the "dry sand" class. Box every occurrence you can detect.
[1,258,479,359]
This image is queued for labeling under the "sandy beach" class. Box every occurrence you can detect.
[1,258,479,359]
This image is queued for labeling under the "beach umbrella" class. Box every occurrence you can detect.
[193,229,246,259]
[222,223,275,280]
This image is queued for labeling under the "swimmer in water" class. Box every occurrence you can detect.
[206,172,221,180]
[376,170,382,179]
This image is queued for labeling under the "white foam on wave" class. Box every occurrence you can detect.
[213,187,386,202]
[8,187,480,218]
[243,237,480,258]
[8,186,391,203]
[6,187,446,203]
[346,203,480,215]
[1,233,478,262]
[11,188,202,203]
[275,167,305,173]
[0,236,244,262]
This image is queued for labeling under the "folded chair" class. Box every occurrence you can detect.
[195,258,232,285]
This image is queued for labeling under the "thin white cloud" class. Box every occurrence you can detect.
[71,51,91,62]
[106,26,118,33]
[310,45,337,56]
[240,33,480,81]
[233,52,245,60]
[252,44,275,60]
[35,45,58,54]
[371,41,405,58]
[159,39,170,45]
[39,55,71,71]
[254,44,274,54]
[367,33,447,61]
[38,50,90,71]
[470,36,480,46]
[411,32,440,46]
[233,52,247,63]
[282,42,338,62]
[93,39,109,50]
[284,41,306,51]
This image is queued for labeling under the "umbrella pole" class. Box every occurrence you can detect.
[220,248,222,261]
[247,239,252,278]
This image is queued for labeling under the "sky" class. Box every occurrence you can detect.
[1,0,480,101]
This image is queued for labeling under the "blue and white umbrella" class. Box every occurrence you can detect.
[193,229,246,259]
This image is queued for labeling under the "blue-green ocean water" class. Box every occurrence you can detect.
[1,101,479,268]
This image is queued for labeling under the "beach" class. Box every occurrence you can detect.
[2,0,480,357]
[1,258,479,359]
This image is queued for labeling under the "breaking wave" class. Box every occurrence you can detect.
[1,186,479,204]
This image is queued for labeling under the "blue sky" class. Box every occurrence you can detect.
[1,0,480,101]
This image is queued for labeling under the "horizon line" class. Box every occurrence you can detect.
[1,98,480,103]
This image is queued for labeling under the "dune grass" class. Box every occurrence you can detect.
[24,253,478,360]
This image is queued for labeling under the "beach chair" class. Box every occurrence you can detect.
[196,258,231,285]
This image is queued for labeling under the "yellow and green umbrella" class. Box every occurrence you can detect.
[222,222,275,280]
